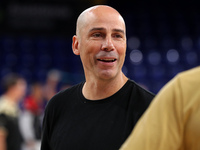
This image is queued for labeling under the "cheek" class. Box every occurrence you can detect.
[80,41,100,57]
[117,43,126,56]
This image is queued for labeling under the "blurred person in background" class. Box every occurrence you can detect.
[42,69,62,102]
[0,73,27,150]
[41,5,154,150]
[20,81,45,150]
[120,66,200,150]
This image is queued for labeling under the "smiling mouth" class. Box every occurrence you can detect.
[97,59,117,62]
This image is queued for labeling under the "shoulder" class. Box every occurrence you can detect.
[125,80,155,108]
[164,66,200,95]
[0,97,18,117]
[45,82,83,110]
[128,79,155,97]
[174,67,200,104]
[177,66,200,84]
[42,82,84,125]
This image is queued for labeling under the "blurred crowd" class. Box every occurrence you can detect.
[0,69,72,150]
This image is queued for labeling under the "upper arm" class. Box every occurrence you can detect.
[0,128,7,150]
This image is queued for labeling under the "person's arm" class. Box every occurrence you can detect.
[0,128,7,150]
[120,76,184,150]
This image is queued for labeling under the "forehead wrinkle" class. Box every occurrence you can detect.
[89,27,105,32]
[89,27,125,35]
[113,29,125,35]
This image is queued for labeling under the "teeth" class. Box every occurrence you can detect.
[100,59,115,61]
[98,59,116,62]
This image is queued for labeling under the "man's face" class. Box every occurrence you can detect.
[73,7,127,81]
[13,79,27,101]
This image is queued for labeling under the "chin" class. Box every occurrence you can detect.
[98,71,117,80]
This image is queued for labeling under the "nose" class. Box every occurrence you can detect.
[101,36,114,51]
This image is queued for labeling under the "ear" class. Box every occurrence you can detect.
[72,35,80,55]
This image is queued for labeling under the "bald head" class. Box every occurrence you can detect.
[76,5,126,37]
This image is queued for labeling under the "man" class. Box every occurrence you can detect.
[0,73,27,150]
[41,5,154,150]
[120,66,200,150]
[20,81,44,150]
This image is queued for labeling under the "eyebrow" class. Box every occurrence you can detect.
[89,27,125,34]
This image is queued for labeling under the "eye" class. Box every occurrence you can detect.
[92,33,102,38]
[113,33,123,38]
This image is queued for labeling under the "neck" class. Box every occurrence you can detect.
[83,73,128,100]
[4,92,19,104]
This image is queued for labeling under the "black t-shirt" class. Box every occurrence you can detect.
[0,114,23,150]
[41,80,155,150]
